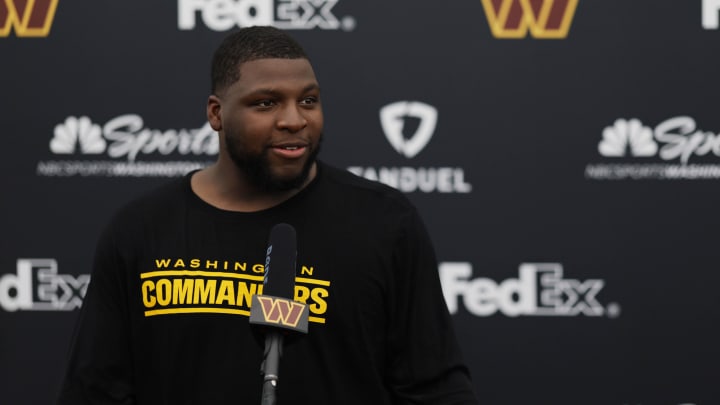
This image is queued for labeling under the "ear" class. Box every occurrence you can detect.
[207,95,222,131]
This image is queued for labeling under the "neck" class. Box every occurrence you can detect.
[191,157,317,212]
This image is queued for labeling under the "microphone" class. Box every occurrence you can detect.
[250,223,309,405]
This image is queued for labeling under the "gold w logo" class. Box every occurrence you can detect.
[481,0,578,39]
[256,296,306,327]
[0,0,59,38]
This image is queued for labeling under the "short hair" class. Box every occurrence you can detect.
[210,26,309,95]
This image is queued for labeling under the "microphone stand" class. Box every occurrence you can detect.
[260,333,283,405]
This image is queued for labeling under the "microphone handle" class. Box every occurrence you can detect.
[260,380,277,405]
[260,333,283,405]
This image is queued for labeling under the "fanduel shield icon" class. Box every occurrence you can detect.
[380,101,438,158]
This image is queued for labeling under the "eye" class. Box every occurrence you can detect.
[300,96,319,106]
[253,99,276,109]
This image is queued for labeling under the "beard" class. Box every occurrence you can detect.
[225,134,322,193]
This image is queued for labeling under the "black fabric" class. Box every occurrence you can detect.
[58,161,477,405]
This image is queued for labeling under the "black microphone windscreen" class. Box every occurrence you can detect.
[263,223,297,299]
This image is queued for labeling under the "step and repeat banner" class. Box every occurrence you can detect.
[1,1,719,404]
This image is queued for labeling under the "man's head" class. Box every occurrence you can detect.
[207,27,323,193]
[211,26,310,96]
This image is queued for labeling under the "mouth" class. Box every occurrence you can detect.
[270,142,309,159]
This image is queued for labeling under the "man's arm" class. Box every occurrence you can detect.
[58,222,136,404]
[385,208,479,404]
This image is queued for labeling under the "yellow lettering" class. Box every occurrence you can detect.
[194,279,217,304]
[234,262,247,271]
[301,266,314,276]
[236,281,258,307]
[206,260,218,269]
[294,285,310,303]
[142,280,156,307]
[216,280,236,305]
[190,259,201,268]
[155,259,171,269]
[156,279,172,306]
[173,259,185,268]
[173,278,194,305]
[310,287,328,315]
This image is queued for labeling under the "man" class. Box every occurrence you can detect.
[59,26,477,404]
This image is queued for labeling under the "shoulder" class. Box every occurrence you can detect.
[317,162,415,210]
[312,162,422,229]
[121,176,187,214]
[104,174,190,235]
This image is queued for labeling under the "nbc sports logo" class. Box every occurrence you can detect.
[598,118,658,158]
[586,117,720,180]
[481,0,578,39]
[0,0,58,37]
[597,116,720,165]
[37,114,217,177]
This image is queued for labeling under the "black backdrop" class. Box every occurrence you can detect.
[2,1,719,404]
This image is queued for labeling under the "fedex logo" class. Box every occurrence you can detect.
[178,0,356,31]
[0,259,90,312]
[0,0,58,37]
[703,0,720,29]
[440,262,618,317]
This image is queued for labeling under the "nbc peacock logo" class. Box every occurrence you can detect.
[597,118,657,158]
[50,116,106,155]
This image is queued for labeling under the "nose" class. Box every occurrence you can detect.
[277,104,307,133]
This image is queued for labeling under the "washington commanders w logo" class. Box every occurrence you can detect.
[0,0,58,37]
[481,0,578,39]
[255,296,307,328]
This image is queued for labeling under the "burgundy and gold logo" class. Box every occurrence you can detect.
[255,296,307,327]
[481,0,578,39]
[250,294,310,333]
[0,0,58,38]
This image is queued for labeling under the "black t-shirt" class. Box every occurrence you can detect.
[58,162,477,404]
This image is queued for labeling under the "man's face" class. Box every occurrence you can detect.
[211,58,323,192]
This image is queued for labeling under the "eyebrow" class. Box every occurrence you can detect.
[246,83,320,97]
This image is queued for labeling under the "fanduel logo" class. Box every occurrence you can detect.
[440,262,618,317]
[178,0,356,31]
[0,0,58,37]
[481,0,578,39]
[0,259,89,312]
[348,101,472,193]
[380,101,437,159]
[586,117,720,180]
[703,0,720,29]
[36,115,217,177]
